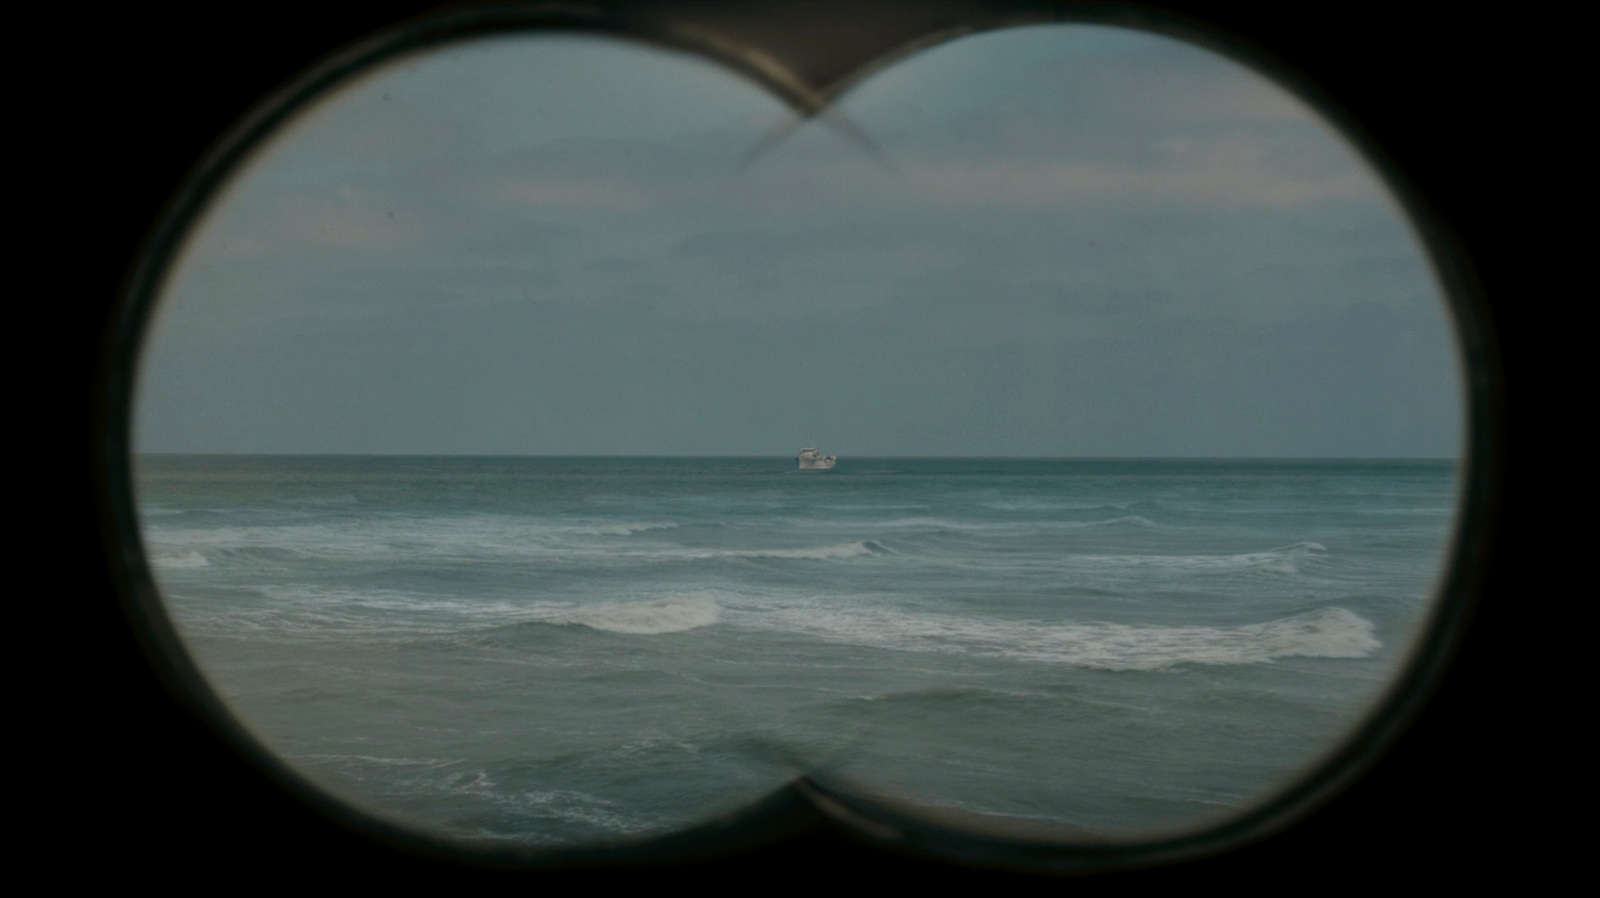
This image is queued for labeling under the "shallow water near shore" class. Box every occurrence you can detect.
[137,455,1457,843]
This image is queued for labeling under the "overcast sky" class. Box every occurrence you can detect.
[135,25,1463,457]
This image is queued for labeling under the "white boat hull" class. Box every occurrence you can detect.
[797,446,836,470]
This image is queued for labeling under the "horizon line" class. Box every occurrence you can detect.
[131,451,1463,461]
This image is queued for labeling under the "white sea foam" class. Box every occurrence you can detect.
[143,516,689,568]
[862,515,1153,535]
[169,579,730,640]
[169,582,575,640]
[1071,541,1326,574]
[460,786,657,839]
[143,522,391,561]
[736,601,1376,671]
[552,593,720,635]
[587,541,889,563]
[981,499,1123,512]
[152,550,210,569]
[1059,515,1157,529]
[868,516,987,531]
[720,540,888,560]
[565,521,678,536]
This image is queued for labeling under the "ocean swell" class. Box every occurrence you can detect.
[551,593,721,635]
[745,602,1377,671]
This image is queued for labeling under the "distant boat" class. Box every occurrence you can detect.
[798,439,836,471]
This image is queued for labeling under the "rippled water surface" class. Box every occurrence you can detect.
[138,455,1456,841]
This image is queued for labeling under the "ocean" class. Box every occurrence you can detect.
[135,456,1458,844]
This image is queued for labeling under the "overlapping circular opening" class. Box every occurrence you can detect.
[105,5,1489,872]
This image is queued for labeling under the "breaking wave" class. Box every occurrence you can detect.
[864,516,1155,534]
[718,540,890,560]
[742,602,1376,671]
[1072,541,1326,575]
[564,521,678,536]
[551,593,720,635]
[151,550,210,569]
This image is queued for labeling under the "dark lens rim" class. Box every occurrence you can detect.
[94,0,1502,875]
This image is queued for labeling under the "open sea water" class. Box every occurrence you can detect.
[136,456,1458,843]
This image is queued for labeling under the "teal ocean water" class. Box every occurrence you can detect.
[136,456,1457,843]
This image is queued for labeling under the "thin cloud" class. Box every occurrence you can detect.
[904,139,1372,209]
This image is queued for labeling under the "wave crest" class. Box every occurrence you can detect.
[723,540,889,561]
[1074,541,1326,574]
[1016,606,1380,670]
[566,521,678,536]
[749,603,1377,671]
[152,550,210,569]
[553,593,720,635]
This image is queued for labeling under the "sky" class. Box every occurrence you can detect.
[135,25,1464,457]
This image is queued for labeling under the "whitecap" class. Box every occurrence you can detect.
[564,521,679,536]
[152,550,210,569]
[552,593,720,635]
[738,600,1377,671]
[1071,541,1325,574]
[722,540,888,560]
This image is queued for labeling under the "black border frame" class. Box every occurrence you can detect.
[83,0,1508,880]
